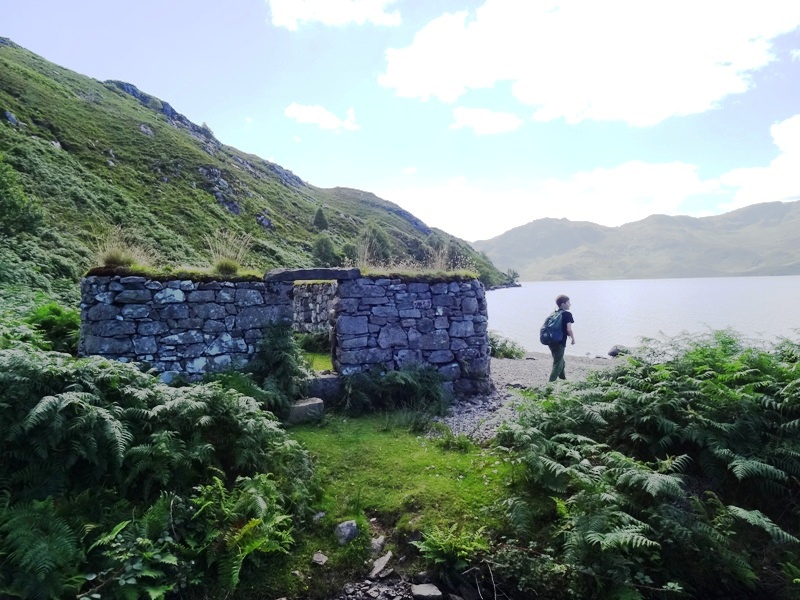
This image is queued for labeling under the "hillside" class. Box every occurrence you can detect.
[471,201,800,281]
[0,37,508,300]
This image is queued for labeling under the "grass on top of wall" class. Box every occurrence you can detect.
[84,265,265,282]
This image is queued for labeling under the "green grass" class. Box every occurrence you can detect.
[257,414,512,598]
[0,40,511,295]
[305,352,333,371]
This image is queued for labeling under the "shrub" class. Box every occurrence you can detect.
[0,346,315,599]
[24,301,80,354]
[212,256,240,276]
[295,330,330,354]
[494,332,800,599]
[338,364,448,416]
[412,523,489,584]
[93,225,158,268]
[205,229,252,274]
[205,369,289,416]
[247,323,310,406]
[488,330,525,359]
[311,233,340,267]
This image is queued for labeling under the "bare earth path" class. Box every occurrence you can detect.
[442,351,617,441]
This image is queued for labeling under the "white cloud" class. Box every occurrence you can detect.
[379,0,800,126]
[719,114,800,209]
[284,103,360,131]
[375,161,716,241]
[268,0,400,30]
[792,49,800,61]
[244,116,254,124]
[450,107,523,135]
[402,166,417,175]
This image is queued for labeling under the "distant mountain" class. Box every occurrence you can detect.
[0,38,508,297]
[471,201,800,281]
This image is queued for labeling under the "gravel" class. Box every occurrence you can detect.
[441,351,617,441]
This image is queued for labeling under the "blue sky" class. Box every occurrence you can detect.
[3,0,800,241]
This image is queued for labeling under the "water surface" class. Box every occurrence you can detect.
[486,276,800,357]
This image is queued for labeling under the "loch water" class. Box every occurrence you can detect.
[485,275,800,358]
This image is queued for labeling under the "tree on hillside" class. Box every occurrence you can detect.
[312,207,329,230]
[358,223,392,266]
[311,233,340,267]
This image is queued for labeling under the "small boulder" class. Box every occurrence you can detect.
[369,551,392,578]
[335,520,358,545]
[287,397,324,425]
[371,535,386,556]
[411,583,443,599]
[608,345,630,357]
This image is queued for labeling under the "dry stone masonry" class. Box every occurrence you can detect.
[292,281,337,333]
[331,277,491,395]
[79,268,491,395]
[79,275,293,383]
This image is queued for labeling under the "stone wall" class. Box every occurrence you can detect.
[292,281,337,334]
[79,269,492,395]
[79,275,293,383]
[331,277,492,395]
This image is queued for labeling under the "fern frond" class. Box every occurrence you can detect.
[727,505,799,544]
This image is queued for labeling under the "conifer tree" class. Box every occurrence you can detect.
[312,207,328,230]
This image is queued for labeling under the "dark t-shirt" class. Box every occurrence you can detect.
[559,310,574,347]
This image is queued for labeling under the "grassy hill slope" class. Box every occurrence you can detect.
[472,201,800,281]
[0,37,508,300]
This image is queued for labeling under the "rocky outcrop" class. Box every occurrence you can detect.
[105,80,221,152]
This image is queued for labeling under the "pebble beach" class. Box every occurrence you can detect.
[442,351,618,441]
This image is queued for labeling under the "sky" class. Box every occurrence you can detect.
[3,0,800,242]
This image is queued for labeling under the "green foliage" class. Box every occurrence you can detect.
[495,332,800,599]
[212,256,241,276]
[0,343,315,598]
[0,153,42,236]
[0,498,85,599]
[205,369,289,415]
[412,523,489,573]
[24,301,80,354]
[189,475,294,591]
[312,207,329,230]
[488,330,526,359]
[285,414,512,596]
[247,322,310,406]
[295,330,330,354]
[430,422,477,452]
[338,364,449,416]
[357,222,392,266]
[206,229,252,275]
[93,225,158,269]
[0,44,508,293]
[311,233,340,267]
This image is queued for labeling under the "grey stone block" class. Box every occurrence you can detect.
[154,288,185,303]
[115,289,152,303]
[286,397,324,425]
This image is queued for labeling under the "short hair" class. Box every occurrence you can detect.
[555,294,570,308]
